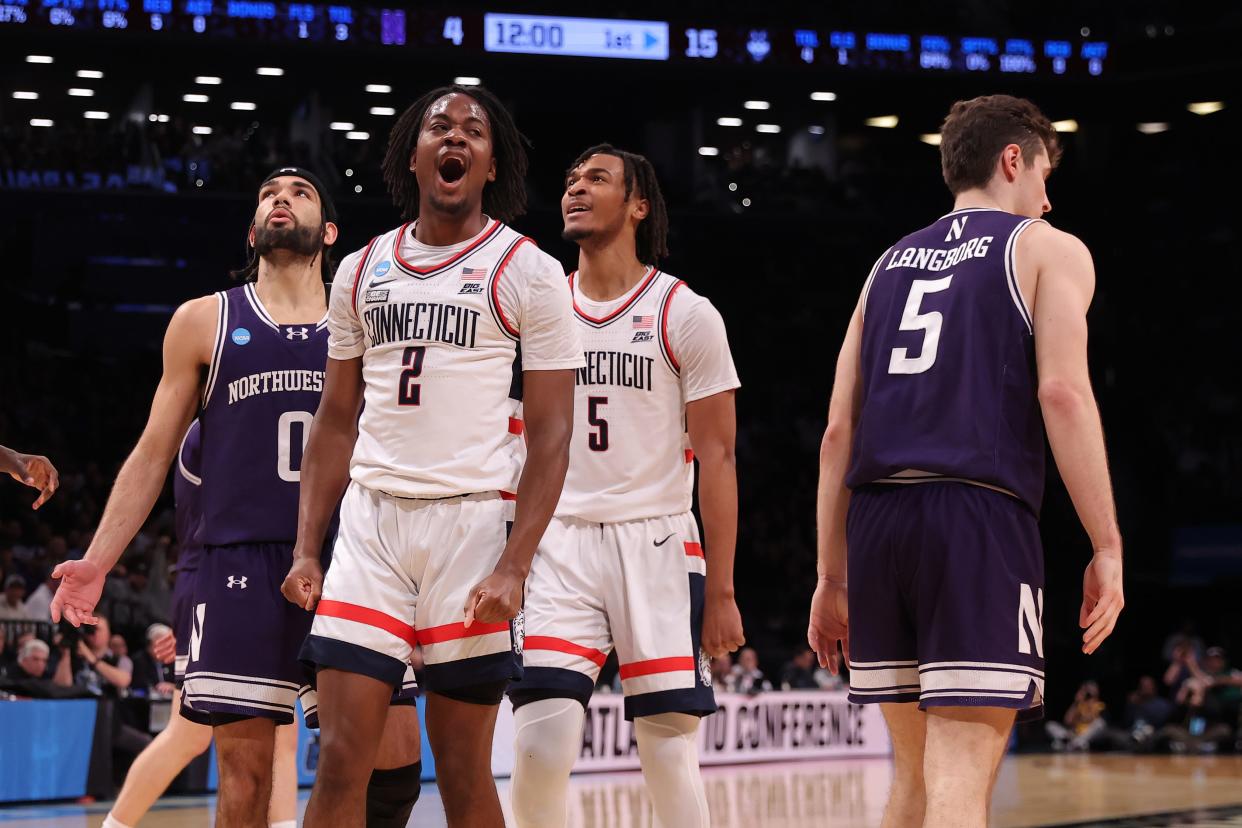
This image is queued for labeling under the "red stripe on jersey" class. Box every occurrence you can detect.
[660,280,687,371]
[393,219,501,275]
[569,267,658,325]
[351,235,381,320]
[619,656,695,679]
[316,599,418,648]
[500,490,517,501]
[524,636,608,667]
[490,238,530,338]
[508,417,524,435]
[684,541,704,558]
[684,448,695,464]
[416,619,510,645]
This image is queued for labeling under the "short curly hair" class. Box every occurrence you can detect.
[940,94,1062,195]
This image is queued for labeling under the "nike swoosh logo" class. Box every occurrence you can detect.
[370,277,397,287]
[653,533,676,547]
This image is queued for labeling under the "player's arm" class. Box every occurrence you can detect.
[283,250,367,610]
[282,356,363,610]
[465,246,581,627]
[1025,223,1124,654]
[808,299,864,673]
[52,297,213,627]
[0,444,59,509]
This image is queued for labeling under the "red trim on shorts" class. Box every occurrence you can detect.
[684,448,695,463]
[660,280,687,371]
[619,656,696,680]
[569,267,658,325]
[684,542,704,558]
[316,599,418,648]
[524,636,608,667]
[351,235,381,319]
[393,219,501,275]
[500,490,517,501]
[490,237,530,338]
[508,417,524,435]
[416,620,510,645]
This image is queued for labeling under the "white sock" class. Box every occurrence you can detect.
[102,816,134,828]
[635,713,710,828]
[511,698,586,828]
[269,821,297,828]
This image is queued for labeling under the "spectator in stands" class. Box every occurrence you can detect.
[131,622,175,696]
[74,615,133,695]
[1197,647,1242,732]
[730,647,773,695]
[0,573,31,620]
[1158,676,1234,754]
[0,637,76,696]
[1164,639,1198,693]
[105,554,170,641]
[1124,675,1175,747]
[711,653,735,694]
[22,567,56,621]
[1047,681,1109,751]
[779,645,843,690]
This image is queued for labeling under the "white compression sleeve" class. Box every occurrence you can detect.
[511,698,586,828]
[635,712,711,828]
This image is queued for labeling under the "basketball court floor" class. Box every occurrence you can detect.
[2,754,1241,827]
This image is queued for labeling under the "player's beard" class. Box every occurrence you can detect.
[562,224,593,244]
[253,221,322,259]
[426,190,472,217]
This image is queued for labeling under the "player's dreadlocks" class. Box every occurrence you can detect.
[382,84,530,223]
[569,143,669,264]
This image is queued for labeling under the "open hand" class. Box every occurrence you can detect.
[1081,554,1124,654]
[50,558,105,627]
[808,578,850,674]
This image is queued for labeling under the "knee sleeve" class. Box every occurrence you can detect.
[635,713,710,828]
[511,698,585,828]
[365,761,422,828]
[434,678,508,705]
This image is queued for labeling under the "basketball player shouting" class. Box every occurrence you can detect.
[507,145,743,828]
[282,85,581,828]
[50,169,421,828]
[809,95,1125,827]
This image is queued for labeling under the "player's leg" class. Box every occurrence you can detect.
[424,690,506,826]
[923,706,1015,828]
[366,698,423,828]
[509,516,608,828]
[878,702,926,828]
[843,487,923,826]
[267,724,298,828]
[611,515,714,828]
[213,715,277,828]
[105,686,214,828]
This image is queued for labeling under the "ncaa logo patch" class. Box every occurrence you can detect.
[231,327,252,346]
[373,260,392,277]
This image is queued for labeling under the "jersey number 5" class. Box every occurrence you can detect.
[587,396,609,452]
[398,346,427,406]
[888,274,954,375]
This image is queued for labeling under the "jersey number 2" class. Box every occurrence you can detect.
[587,396,609,451]
[277,410,314,482]
[888,274,954,375]
[398,346,426,406]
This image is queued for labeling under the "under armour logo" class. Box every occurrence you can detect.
[285,327,310,340]
[227,576,248,589]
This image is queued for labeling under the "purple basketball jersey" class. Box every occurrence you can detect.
[198,283,328,545]
[174,419,203,571]
[846,208,1046,514]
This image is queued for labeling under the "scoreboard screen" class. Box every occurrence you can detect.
[1,2,1109,77]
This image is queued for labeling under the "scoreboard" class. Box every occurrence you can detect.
[2,3,1109,77]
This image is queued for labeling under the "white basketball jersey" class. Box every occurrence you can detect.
[327,219,582,498]
[557,268,740,523]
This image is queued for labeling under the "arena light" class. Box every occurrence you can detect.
[716,117,743,127]
[68,88,95,97]
[84,110,109,120]
[30,118,54,127]
[1187,101,1225,115]
[810,91,837,101]
[157,114,171,123]
[370,106,396,116]
[183,93,209,103]
[865,115,899,128]
[741,197,752,207]
[195,76,222,85]
[77,69,104,79]
[1052,119,1078,133]
[454,76,481,86]
[12,91,38,100]
[920,133,943,146]
[26,55,54,64]
[755,123,781,134]
[698,146,720,156]
[330,121,355,131]
[1137,122,1170,134]
[808,125,826,135]
[192,126,213,135]
[365,83,391,93]
[230,101,257,111]
[256,66,284,76]
[346,131,370,140]
[743,100,770,110]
